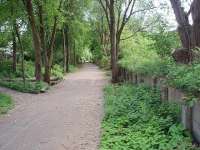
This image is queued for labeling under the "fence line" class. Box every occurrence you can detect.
[118,67,200,143]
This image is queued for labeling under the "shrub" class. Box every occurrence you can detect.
[68,65,77,73]
[101,84,198,150]
[52,64,64,79]
[120,54,200,97]
[99,56,110,70]
[0,93,14,114]
[167,63,200,96]
[0,81,49,94]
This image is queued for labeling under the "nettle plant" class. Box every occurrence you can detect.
[101,84,198,150]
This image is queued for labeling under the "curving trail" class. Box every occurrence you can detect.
[0,64,107,150]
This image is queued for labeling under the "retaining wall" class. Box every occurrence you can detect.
[119,68,200,144]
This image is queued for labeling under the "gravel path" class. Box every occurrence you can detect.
[0,64,107,150]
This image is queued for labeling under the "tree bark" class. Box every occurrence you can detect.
[191,0,200,48]
[11,3,17,72]
[12,31,17,72]
[43,0,62,83]
[63,28,67,73]
[109,0,118,83]
[14,22,25,85]
[170,0,192,49]
[66,26,70,72]
[73,40,76,65]
[24,0,42,81]
[37,2,46,65]
[44,16,58,83]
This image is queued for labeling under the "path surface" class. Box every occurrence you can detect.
[0,64,107,150]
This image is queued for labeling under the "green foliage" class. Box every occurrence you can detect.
[149,31,181,57]
[119,31,200,97]
[101,84,198,150]
[0,60,13,78]
[51,64,64,79]
[90,38,104,62]
[167,63,200,96]
[23,61,35,78]
[98,56,110,70]
[0,93,14,114]
[0,61,35,79]
[119,34,167,76]
[120,53,200,101]
[0,81,49,94]
[68,64,77,73]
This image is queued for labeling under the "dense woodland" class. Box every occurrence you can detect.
[0,0,199,86]
[1,0,200,149]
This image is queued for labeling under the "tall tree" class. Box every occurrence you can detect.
[98,0,118,82]
[23,0,42,81]
[43,0,63,83]
[63,28,67,73]
[98,0,155,82]
[190,0,200,48]
[170,0,200,63]
[170,0,192,50]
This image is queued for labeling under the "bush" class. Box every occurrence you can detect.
[68,65,77,73]
[167,63,200,96]
[99,56,110,70]
[101,84,198,150]
[120,53,200,97]
[0,60,35,79]
[0,93,14,114]
[0,81,49,94]
[52,64,64,79]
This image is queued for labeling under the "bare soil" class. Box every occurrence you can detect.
[0,64,108,150]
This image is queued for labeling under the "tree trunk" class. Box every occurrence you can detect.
[109,0,118,83]
[43,0,62,83]
[12,31,17,72]
[11,3,17,72]
[24,0,42,81]
[38,2,46,66]
[73,40,76,65]
[63,28,67,73]
[44,16,58,83]
[66,26,70,72]
[15,22,25,85]
[170,0,192,49]
[116,34,121,59]
[191,0,200,48]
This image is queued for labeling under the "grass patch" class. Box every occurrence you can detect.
[101,84,199,150]
[0,81,49,94]
[0,93,14,114]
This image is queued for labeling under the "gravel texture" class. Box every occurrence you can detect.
[0,64,107,150]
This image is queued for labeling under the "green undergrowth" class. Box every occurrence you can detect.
[68,64,78,73]
[0,81,49,94]
[0,61,64,80]
[120,57,200,99]
[0,60,64,93]
[167,63,200,96]
[101,84,199,150]
[0,93,14,114]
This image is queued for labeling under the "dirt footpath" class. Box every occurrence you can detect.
[0,64,108,150]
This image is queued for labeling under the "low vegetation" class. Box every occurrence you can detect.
[101,84,198,150]
[0,93,13,114]
[0,81,49,94]
[0,61,64,93]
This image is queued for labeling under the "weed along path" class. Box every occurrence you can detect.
[0,64,107,150]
